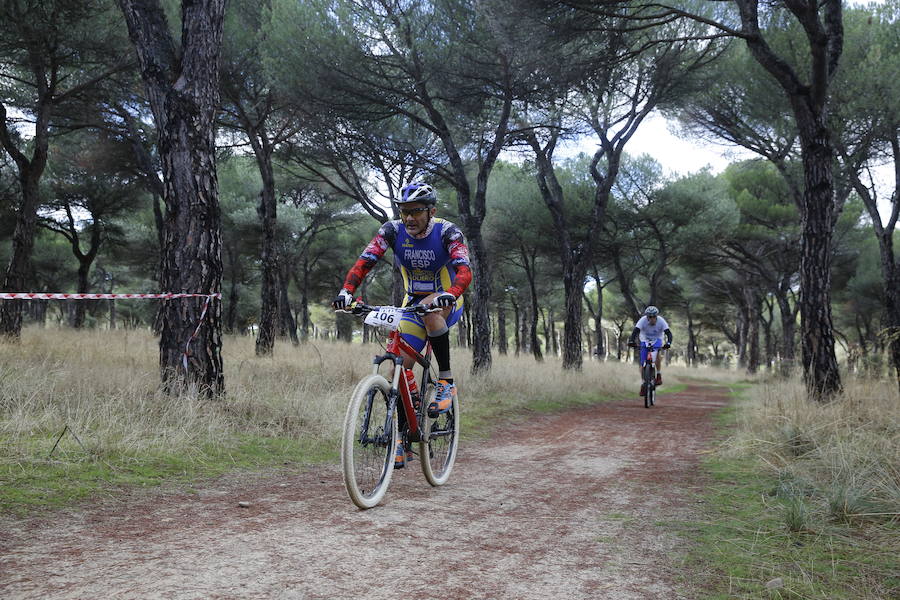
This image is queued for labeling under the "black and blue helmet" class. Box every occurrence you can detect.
[397,181,437,206]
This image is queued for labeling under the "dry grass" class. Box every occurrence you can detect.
[0,327,761,456]
[726,376,900,526]
[0,327,650,464]
[686,375,900,598]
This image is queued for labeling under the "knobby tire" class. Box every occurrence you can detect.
[341,374,397,509]
[419,382,460,486]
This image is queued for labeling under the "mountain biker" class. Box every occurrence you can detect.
[332,181,472,468]
[627,306,673,397]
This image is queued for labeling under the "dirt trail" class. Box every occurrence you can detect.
[1,383,729,600]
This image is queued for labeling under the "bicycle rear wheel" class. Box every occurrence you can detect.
[419,383,460,486]
[341,374,397,509]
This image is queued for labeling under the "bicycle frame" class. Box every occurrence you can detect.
[370,328,433,442]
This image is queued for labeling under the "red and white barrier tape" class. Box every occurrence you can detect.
[0,292,221,300]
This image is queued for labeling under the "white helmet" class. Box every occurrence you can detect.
[397,181,437,206]
[644,305,659,317]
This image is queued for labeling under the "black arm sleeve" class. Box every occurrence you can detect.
[628,327,640,344]
[664,328,673,345]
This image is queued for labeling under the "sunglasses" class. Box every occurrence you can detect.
[399,207,430,217]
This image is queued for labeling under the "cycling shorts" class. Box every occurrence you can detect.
[399,295,464,354]
[640,338,664,366]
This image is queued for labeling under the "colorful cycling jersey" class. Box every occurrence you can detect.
[343,218,472,299]
[635,315,670,342]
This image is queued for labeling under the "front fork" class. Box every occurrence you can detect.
[372,353,424,444]
[643,349,658,386]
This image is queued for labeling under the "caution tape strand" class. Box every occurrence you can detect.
[0,292,221,300]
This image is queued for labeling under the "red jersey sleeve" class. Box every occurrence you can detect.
[342,227,391,293]
[444,232,472,298]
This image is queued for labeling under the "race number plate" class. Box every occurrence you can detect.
[364,307,404,330]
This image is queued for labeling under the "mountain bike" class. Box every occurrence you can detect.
[630,341,664,408]
[337,301,460,509]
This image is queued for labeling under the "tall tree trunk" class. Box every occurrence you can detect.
[738,297,748,368]
[521,306,530,354]
[562,266,586,369]
[428,84,510,376]
[457,301,469,348]
[336,312,353,342]
[224,244,239,334]
[795,110,841,397]
[118,0,226,395]
[255,217,278,346]
[525,257,543,362]
[297,261,311,342]
[611,252,641,321]
[525,130,615,370]
[775,287,797,376]
[277,267,298,346]
[686,306,698,367]
[69,226,101,330]
[882,250,900,393]
[762,298,775,371]
[0,107,48,337]
[734,0,843,399]
[512,299,521,356]
[460,212,492,372]
[745,288,761,375]
[252,131,279,356]
[550,312,559,356]
[72,260,92,329]
[497,300,508,355]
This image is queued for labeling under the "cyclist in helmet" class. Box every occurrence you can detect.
[627,306,673,396]
[332,181,472,468]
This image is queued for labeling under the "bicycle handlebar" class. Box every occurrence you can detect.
[628,341,670,349]
[335,301,442,317]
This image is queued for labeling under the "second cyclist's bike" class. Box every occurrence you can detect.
[631,341,664,409]
[338,302,460,509]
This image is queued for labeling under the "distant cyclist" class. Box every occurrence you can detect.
[627,306,673,397]
[332,182,472,468]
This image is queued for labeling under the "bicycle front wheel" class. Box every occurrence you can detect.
[643,363,654,409]
[341,374,397,509]
[419,383,460,486]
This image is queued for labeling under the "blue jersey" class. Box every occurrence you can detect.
[354,218,470,298]
[344,217,472,354]
[394,219,461,296]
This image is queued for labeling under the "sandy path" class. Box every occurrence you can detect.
[1,383,728,599]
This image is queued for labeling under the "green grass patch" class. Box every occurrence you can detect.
[680,455,898,599]
[659,382,688,395]
[0,434,339,516]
